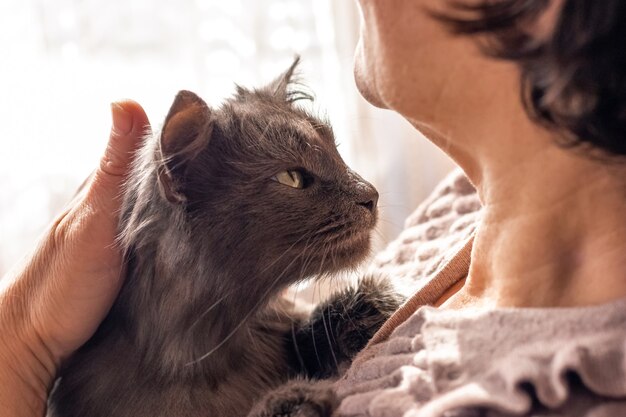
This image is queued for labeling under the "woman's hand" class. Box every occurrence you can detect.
[0,100,150,417]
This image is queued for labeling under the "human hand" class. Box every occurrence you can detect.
[0,100,150,416]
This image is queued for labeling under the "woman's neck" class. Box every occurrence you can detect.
[412,81,626,309]
[446,139,626,309]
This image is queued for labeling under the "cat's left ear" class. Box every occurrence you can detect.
[268,56,301,101]
[157,90,213,204]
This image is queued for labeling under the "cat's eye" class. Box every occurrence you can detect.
[273,170,305,189]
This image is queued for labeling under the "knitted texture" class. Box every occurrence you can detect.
[370,169,480,299]
[337,302,626,417]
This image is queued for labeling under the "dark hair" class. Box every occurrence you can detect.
[437,0,626,157]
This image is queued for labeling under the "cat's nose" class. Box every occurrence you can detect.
[347,169,379,216]
[356,189,379,214]
[352,179,379,215]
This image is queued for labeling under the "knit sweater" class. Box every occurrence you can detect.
[335,169,626,417]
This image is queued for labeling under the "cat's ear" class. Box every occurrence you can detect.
[157,90,212,204]
[268,56,301,101]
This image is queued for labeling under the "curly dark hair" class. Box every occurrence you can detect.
[437,0,626,157]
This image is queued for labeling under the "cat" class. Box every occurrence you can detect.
[47,58,400,417]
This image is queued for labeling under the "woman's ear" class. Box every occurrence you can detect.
[157,90,212,204]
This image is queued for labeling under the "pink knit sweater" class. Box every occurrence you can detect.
[335,169,626,417]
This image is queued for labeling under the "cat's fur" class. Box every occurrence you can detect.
[47,59,400,417]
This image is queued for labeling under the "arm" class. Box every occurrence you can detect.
[0,101,150,416]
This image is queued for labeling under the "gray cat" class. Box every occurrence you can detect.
[47,59,400,417]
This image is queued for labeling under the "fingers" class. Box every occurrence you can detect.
[52,99,151,273]
[89,100,151,213]
[69,99,151,274]
[54,99,151,249]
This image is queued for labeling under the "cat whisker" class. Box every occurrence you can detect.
[247,326,261,354]
[290,320,305,372]
[259,230,316,275]
[372,228,386,241]
[288,240,322,372]
[188,230,315,332]
[376,217,405,229]
[187,232,316,366]
[188,292,234,330]
[312,217,344,236]
[309,242,341,373]
[298,234,324,281]
[315,224,346,237]
[315,218,336,230]
[318,283,339,374]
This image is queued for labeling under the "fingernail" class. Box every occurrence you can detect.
[111,102,133,135]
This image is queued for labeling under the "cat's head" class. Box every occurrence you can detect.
[155,58,378,286]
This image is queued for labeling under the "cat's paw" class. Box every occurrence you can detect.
[332,275,403,357]
[293,275,403,378]
[247,380,338,417]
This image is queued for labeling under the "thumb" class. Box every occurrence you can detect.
[88,100,151,211]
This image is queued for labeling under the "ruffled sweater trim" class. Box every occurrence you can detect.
[339,300,626,417]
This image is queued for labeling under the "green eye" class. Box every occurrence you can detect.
[273,170,304,189]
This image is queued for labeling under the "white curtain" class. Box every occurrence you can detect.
[0,0,455,277]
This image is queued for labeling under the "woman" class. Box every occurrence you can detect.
[336,1,626,415]
[2,0,626,415]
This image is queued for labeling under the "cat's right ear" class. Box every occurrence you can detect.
[157,90,212,204]
[268,56,300,101]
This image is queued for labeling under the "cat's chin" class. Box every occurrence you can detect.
[324,230,373,273]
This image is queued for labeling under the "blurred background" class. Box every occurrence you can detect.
[0,0,455,277]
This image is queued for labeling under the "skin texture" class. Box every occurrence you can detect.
[0,100,150,416]
[354,0,626,309]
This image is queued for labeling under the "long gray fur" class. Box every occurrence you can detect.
[47,59,399,417]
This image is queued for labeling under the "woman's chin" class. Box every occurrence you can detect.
[353,42,387,109]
